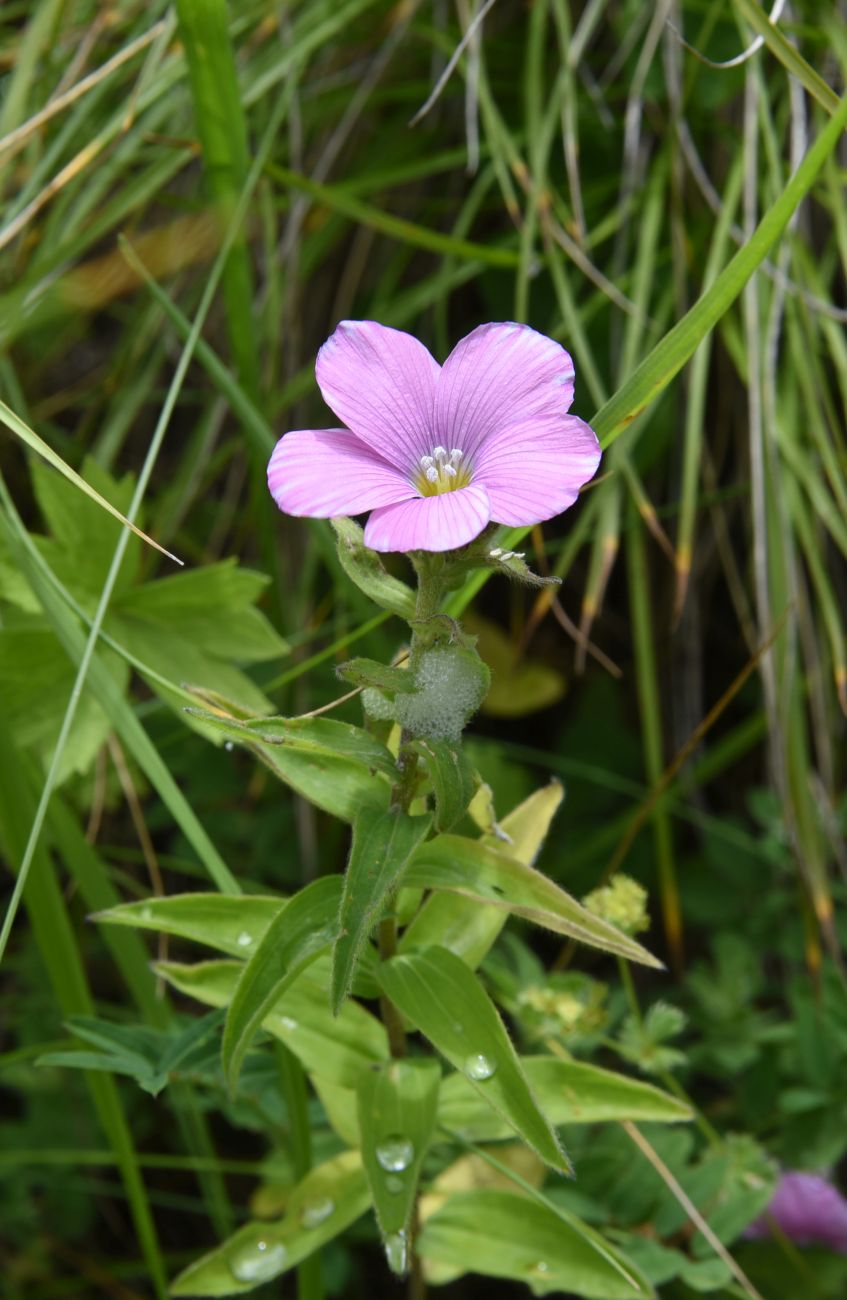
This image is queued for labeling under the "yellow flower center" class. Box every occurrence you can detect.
[415,446,472,496]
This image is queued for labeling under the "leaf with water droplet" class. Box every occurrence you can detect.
[171,1150,371,1295]
[94,892,289,958]
[384,1229,409,1275]
[464,1053,496,1081]
[439,1054,691,1139]
[357,1057,440,1249]
[378,946,570,1174]
[222,876,343,1093]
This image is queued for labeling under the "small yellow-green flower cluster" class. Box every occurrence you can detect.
[582,875,649,937]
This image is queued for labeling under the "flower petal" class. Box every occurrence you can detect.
[434,322,575,460]
[364,484,490,553]
[316,320,440,471]
[268,428,413,517]
[473,414,601,526]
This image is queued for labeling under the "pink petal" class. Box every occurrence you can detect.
[364,484,491,552]
[316,320,440,472]
[747,1172,847,1253]
[267,428,413,517]
[474,414,601,526]
[434,322,576,460]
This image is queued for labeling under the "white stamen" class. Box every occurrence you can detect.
[444,464,457,477]
[432,445,447,460]
[425,466,439,482]
[450,449,463,464]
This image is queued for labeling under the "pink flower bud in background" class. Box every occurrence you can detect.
[746,1171,847,1253]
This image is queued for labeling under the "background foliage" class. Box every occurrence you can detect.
[1,0,846,1297]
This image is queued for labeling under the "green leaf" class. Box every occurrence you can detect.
[332,807,432,1013]
[418,1190,650,1298]
[409,738,478,832]
[401,781,563,967]
[439,1055,691,1138]
[186,707,395,821]
[223,877,342,1092]
[404,834,661,968]
[330,516,416,619]
[378,946,569,1173]
[356,1059,440,1255]
[156,957,388,1086]
[170,1151,371,1296]
[336,656,416,693]
[117,561,286,662]
[95,893,287,958]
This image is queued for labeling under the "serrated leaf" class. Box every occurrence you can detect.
[378,946,569,1173]
[95,893,287,957]
[336,656,415,693]
[331,516,416,619]
[156,956,388,1086]
[402,781,563,967]
[404,834,661,968]
[356,1059,440,1252]
[410,737,477,831]
[223,877,342,1092]
[170,1151,371,1296]
[439,1055,691,1138]
[418,1190,650,1298]
[332,806,432,1013]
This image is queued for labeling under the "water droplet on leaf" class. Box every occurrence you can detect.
[375,1135,414,1172]
[229,1237,287,1283]
[236,931,252,947]
[225,741,234,752]
[279,1016,298,1031]
[300,1196,334,1229]
[385,1175,405,1195]
[384,1230,408,1274]
[464,1053,496,1081]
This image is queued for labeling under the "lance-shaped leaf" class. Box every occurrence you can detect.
[331,515,417,619]
[171,1150,371,1296]
[157,957,388,1086]
[439,1055,691,1138]
[404,834,661,968]
[409,737,477,832]
[184,708,395,820]
[402,781,563,968]
[331,806,432,1014]
[94,893,286,958]
[418,1189,649,1298]
[378,946,569,1174]
[357,1058,440,1268]
[222,877,342,1092]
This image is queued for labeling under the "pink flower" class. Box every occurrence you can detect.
[267,320,601,552]
[746,1171,847,1253]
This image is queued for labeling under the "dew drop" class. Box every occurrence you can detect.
[385,1175,405,1195]
[464,1053,496,1081]
[225,741,234,752]
[139,905,153,923]
[236,930,253,948]
[375,1135,414,1172]
[531,1261,550,1275]
[300,1196,334,1229]
[279,1016,298,1031]
[384,1229,408,1274]
[228,1237,287,1283]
